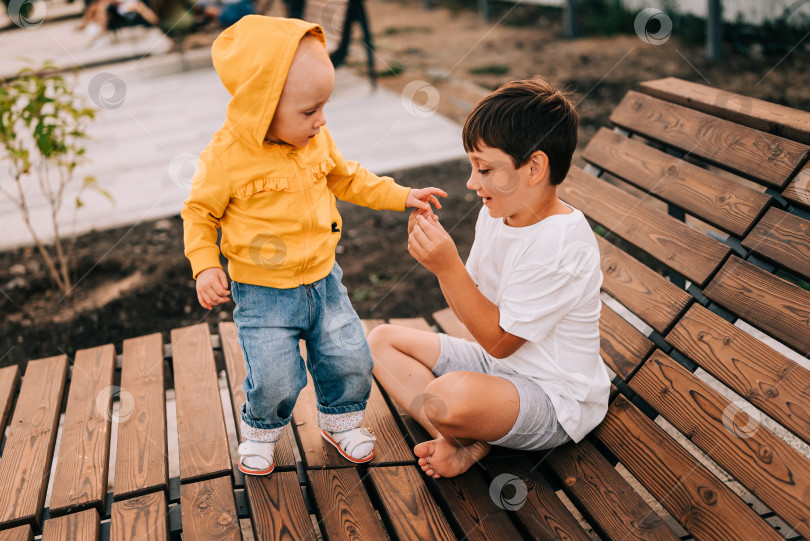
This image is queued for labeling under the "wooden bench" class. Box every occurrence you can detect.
[0,77,808,540]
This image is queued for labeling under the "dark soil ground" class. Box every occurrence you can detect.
[3,0,810,368]
[0,159,478,369]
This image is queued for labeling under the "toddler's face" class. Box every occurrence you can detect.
[266,38,335,148]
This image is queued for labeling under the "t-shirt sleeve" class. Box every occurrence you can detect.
[498,260,595,343]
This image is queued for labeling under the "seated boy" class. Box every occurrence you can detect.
[369,77,610,478]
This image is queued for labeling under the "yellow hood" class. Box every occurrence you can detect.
[212,15,326,149]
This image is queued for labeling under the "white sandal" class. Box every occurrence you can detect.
[238,440,275,475]
[321,427,376,463]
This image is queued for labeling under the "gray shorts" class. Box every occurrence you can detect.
[432,334,571,451]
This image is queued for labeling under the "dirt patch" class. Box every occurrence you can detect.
[0,159,477,369]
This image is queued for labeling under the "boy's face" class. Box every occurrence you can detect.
[265,37,335,148]
[467,144,535,225]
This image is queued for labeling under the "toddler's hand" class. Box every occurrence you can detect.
[196,267,230,310]
[408,208,438,237]
[406,187,447,213]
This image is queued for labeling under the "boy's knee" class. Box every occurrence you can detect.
[367,324,395,355]
[424,373,470,427]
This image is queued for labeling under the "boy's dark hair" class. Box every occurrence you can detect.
[462,77,578,185]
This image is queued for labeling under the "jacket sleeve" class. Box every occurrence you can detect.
[325,129,410,211]
[180,149,230,279]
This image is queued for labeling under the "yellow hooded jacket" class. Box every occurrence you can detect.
[181,16,411,288]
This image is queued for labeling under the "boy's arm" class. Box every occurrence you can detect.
[409,215,526,358]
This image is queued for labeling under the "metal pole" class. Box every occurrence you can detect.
[707,0,722,59]
[564,0,577,38]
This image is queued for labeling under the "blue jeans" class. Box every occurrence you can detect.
[231,263,373,442]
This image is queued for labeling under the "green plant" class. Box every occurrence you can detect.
[0,63,110,296]
[469,64,510,76]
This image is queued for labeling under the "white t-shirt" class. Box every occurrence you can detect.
[465,204,610,442]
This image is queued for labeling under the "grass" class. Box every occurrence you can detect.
[469,64,510,76]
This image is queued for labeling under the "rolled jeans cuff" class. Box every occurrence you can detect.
[241,420,286,442]
[317,410,365,432]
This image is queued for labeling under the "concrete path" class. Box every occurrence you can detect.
[0,22,465,250]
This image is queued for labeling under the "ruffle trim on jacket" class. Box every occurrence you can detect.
[309,157,336,182]
[232,177,290,198]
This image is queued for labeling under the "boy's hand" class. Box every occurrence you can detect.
[408,214,461,276]
[407,208,438,236]
[406,187,447,213]
[196,267,230,310]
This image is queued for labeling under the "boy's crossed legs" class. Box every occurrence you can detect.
[369,324,521,478]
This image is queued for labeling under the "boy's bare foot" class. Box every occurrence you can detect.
[414,437,491,478]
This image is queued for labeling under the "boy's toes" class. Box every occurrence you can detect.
[414,440,435,458]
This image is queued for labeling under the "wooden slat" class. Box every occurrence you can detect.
[0,354,68,530]
[667,304,810,446]
[639,77,810,145]
[49,344,116,517]
[368,465,455,541]
[704,256,810,355]
[742,207,810,281]
[293,369,413,468]
[560,166,729,288]
[243,472,316,541]
[630,351,810,538]
[388,317,433,332]
[598,303,654,381]
[308,468,387,540]
[783,163,810,209]
[217,322,296,470]
[431,308,475,342]
[610,91,809,188]
[114,333,168,500]
[171,324,231,483]
[596,394,784,541]
[179,476,242,541]
[41,508,100,541]
[483,456,591,541]
[596,235,692,334]
[110,491,169,541]
[0,364,20,438]
[583,128,770,237]
[545,439,679,541]
[0,525,33,541]
[429,470,523,541]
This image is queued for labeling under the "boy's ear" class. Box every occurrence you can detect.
[527,151,550,186]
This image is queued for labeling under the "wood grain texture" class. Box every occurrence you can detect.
[308,468,387,541]
[114,333,168,500]
[110,491,169,541]
[0,364,20,440]
[0,354,68,530]
[432,308,475,342]
[610,91,809,188]
[217,322,295,470]
[630,351,810,538]
[368,465,455,541]
[639,77,810,145]
[598,303,654,382]
[49,344,116,517]
[667,304,810,446]
[483,456,591,541]
[545,439,679,541]
[429,469,522,541]
[243,472,316,541]
[596,236,692,334]
[179,476,241,541]
[703,256,810,355]
[41,508,99,541]
[559,166,730,288]
[782,163,810,209]
[596,395,783,541]
[388,318,433,332]
[171,324,232,483]
[742,207,810,281]
[0,525,33,541]
[583,127,770,236]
